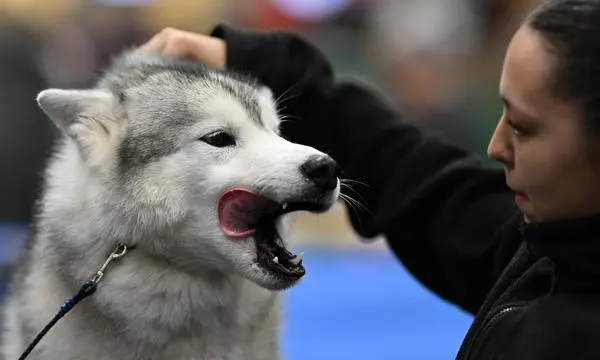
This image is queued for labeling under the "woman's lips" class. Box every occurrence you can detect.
[514,192,529,204]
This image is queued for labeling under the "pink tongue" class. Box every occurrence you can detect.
[217,188,280,239]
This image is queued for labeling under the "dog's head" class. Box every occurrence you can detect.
[36,51,340,291]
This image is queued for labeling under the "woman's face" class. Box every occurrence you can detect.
[488,25,600,223]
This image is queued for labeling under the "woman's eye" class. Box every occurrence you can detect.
[507,119,532,137]
[511,125,533,137]
[200,131,236,147]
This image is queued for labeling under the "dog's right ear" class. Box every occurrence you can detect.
[36,88,116,132]
[36,89,120,163]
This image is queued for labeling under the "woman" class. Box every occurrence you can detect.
[140,0,600,358]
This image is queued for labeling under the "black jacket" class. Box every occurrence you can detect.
[211,24,600,359]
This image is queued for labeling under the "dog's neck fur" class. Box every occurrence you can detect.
[16,141,281,359]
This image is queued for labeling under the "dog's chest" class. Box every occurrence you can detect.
[11,277,281,360]
[165,286,279,360]
[122,286,280,360]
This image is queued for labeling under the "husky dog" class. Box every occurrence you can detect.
[0,50,340,359]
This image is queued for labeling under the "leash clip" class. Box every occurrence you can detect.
[91,244,128,285]
[18,243,131,360]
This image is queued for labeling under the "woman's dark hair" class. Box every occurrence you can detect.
[527,0,600,132]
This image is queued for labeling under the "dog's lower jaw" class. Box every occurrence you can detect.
[3,244,283,360]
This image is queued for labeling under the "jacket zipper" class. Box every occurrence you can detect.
[457,304,524,360]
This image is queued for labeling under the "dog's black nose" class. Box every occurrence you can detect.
[300,155,340,190]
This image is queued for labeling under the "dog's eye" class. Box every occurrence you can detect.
[200,131,236,147]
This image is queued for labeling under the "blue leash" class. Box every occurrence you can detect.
[17,244,129,360]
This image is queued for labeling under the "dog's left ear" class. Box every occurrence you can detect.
[36,88,120,164]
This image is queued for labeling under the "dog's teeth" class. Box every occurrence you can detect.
[273,256,279,264]
[289,252,304,266]
[282,203,288,210]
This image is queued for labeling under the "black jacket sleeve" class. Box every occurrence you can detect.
[211,24,522,314]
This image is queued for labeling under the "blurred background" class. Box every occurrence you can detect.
[0,0,541,358]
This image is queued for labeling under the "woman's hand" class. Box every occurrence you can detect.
[138,27,226,69]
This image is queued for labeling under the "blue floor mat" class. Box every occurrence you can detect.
[0,222,27,263]
[281,248,473,360]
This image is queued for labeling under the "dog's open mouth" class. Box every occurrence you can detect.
[218,188,328,279]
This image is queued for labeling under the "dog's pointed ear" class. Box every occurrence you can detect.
[36,88,115,131]
[36,88,120,164]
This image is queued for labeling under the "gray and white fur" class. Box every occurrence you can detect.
[0,50,340,360]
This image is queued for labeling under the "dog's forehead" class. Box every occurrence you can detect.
[126,72,268,128]
[99,52,272,130]
[116,68,279,171]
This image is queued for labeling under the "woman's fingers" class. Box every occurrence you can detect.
[137,27,226,68]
